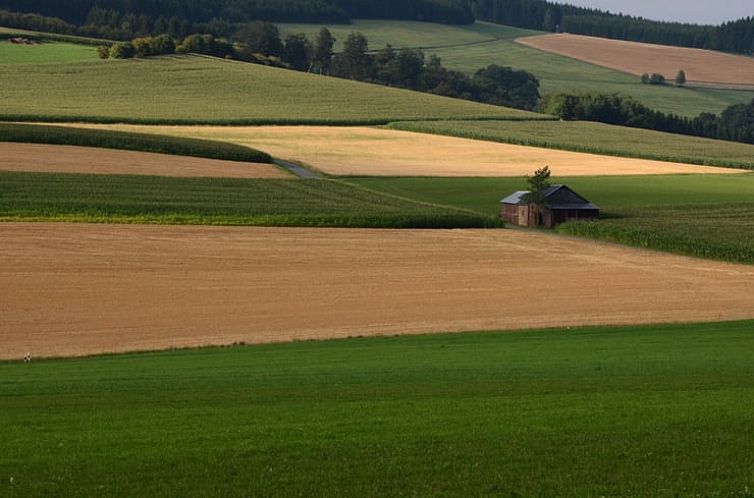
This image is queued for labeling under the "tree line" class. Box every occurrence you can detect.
[472,0,754,55]
[238,23,540,110]
[0,0,474,32]
[541,92,754,145]
[88,20,540,111]
[331,32,540,110]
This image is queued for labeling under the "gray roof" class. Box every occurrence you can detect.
[500,191,529,205]
[547,203,600,210]
[500,184,599,209]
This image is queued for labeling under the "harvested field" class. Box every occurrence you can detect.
[3,223,754,359]
[0,142,288,178]
[518,34,754,89]
[70,125,739,177]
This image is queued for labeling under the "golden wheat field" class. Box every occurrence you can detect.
[3,223,754,359]
[518,33,754,88]
[57,124,740,177]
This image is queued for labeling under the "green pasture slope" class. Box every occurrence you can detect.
[351,174,754,264]
[0,39,94,63]
[0,25,109,46]
[2,321,754,497]
[387,120,754,170]
[0,55,545,125]
[0,172,496,228]
[280,20,754,117]
[0,123,272,163]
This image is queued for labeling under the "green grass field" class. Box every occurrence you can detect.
[0,172,497,228]
[280,19,540,51]
[0,25,109,46]
[0,55,546,125]
[2,320,754,497]
[0,123,272,163]
[0,40,94,63]
[386,120,754,169]
[281,20,754,117]
[350,174,754,263]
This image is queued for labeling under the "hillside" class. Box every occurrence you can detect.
[0,55,544,124]
[279,20,754,117]
[519,33,754,90]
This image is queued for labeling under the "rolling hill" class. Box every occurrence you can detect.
[280,20,754,117]
[0,54,544,124]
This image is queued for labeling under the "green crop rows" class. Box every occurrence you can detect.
[0,172,498,228]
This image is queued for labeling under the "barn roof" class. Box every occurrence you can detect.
[500,184,599,209]
[500,191,529,205]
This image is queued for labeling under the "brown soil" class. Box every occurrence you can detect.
[0,142,289,178]
[3,223,754,360]
[517,33,754,88]
[59,125,740,177]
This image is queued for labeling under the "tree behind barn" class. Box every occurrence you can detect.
[525,166,551,228]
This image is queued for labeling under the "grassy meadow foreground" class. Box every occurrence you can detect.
[3,223,754,359]
[2,321,754,497]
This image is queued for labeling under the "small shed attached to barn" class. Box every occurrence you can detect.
[500,184,599,228]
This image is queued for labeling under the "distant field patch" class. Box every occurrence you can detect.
[518,33,754,89]
[279,19,538,51]
[388,120,754,170]
[88,124,742,177]
[3,224,754,359]
[0,143,286,179]
[0,40,94,63]
[0,56,543,124]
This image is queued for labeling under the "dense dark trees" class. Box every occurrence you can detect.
[327,33,540,110]
[541,92,754,146]
[0,0,474,31]
[473,0,754,55]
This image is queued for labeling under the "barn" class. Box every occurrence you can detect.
[500,184,599,228]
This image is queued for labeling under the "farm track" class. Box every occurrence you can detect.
[0,142,289,178]
[64,125,741,177]
[517,34,754,88]
[3,223,754,359]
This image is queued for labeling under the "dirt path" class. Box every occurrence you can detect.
[517,34,754,88]
[2,223,754,360]
[0,142,290,179]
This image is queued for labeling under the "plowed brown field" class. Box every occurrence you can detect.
[518,33,754,88]
[58,125,739,177]
[3,223,754,360]
[0,142,289,178]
